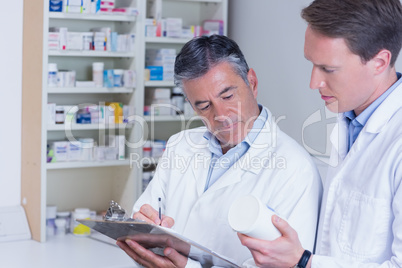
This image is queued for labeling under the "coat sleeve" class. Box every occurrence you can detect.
[270,155,323,252]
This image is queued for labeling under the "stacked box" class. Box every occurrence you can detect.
[49,0,63,12]
[65,0,83,13]
[146,49,176,81]
[203,20,224,36]
[145,88,171,115]
[48,32,60,50]
[166,18,183,38]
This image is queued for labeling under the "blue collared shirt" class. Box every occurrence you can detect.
[345,72,402,151]
[203,105,268,191]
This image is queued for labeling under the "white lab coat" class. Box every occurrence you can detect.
[313,82,402,267]
[133,108,322,267]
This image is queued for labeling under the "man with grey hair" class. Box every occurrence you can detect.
[117,35,322,267]
[238,0,402,267]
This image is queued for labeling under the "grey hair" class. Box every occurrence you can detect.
[174,35,250,89]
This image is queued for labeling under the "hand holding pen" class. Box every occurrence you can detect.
[133,201,174,228]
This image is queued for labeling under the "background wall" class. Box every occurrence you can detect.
[228,0,402,157]
[229,0,334,156]
[0,0,23,207]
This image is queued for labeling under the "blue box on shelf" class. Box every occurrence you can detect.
[76,113,91,124]
[49,0,63,12]
[146,66,163,81]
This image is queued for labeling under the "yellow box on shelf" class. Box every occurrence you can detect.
[106,102,123,124]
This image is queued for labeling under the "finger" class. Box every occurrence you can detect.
[117,240,150,267]
[161,215,175,228]
[271,215,297,239]
[133,204,160,225]
[140,204,161,225]
[125,239,162,267]
[164,247,188,267]
[133,211,156,225]
[237,232,273,252]
[126,239,176,268]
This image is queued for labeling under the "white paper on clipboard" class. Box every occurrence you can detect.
[78,219,240,268]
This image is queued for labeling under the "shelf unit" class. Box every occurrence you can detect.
[22,0,227,242]
[46,160,131,170]
[145,36,191,44]
[48,12,137,22]
[47,123,132,131]
[34,0,145,243]
[142,0,227,147]
[144,80,175,87]
[47,87,134,94]
[47,50,135,57]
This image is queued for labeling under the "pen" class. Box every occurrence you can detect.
[158,197,162,225]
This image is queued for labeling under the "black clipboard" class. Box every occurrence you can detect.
[78,219,240,268]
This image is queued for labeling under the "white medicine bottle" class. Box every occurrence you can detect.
[92,62,104,87]
[55,218,67,236]
[71,208,91,236]
[171,87,184,115]
[48,63,58,87]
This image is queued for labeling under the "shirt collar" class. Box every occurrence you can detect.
[244,105,268,146]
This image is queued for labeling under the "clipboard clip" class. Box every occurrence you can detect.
[104,200,130,221]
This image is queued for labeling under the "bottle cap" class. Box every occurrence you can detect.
[48,63,58,72]
[92,62,104,70]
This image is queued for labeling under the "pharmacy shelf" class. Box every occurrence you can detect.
[48,50,134,58]
[145,37,191,44]
[47,87,134,94]
[46,159,130,170]
[144,115,199,122]
[47,123,131,131]
[144,81,175,87]
[49,12,137,22]
[166,0,223,2]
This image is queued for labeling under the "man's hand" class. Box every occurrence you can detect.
[238,215,307,268]
[133,204,175,227]
[117,239,188,268]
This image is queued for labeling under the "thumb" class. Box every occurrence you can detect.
[164,247,188,267]
[272,215,294,237]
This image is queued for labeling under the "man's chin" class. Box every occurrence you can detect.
[325,102,341,113]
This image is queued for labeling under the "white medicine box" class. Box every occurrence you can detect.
[52,141,69,162]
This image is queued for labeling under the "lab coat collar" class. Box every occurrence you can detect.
[329,82,402,162]
[365,82,402,134]
[198,108,277,193]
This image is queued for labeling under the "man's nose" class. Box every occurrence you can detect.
[214,104,229,122]
[310,66,326,90]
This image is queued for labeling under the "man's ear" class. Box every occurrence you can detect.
[247,68,258,97]
[372,49,392,75]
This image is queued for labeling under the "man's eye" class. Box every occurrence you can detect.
[200,104,210,111]
[223,94,233,100]
[321,67,334,73]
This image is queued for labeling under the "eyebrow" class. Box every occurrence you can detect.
[194,86,236,107]
[304,55,338,69]
[217,86,235,97]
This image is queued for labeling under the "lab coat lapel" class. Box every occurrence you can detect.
[190,146,212,197]
[365,82,402,134]
[350,83,402,155]
[329,113,349,163]
[328,83,402,171]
